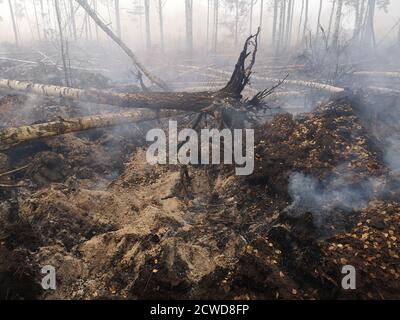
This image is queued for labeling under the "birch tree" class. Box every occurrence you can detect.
[185,0,194,53]
[8,0,19,46]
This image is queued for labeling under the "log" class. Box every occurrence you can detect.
[75,0,169,91]
[0,109,183,151]
[0,31,262,113]
[0,78,217,112]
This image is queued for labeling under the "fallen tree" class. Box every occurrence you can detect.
[0,31,268,151]
[0,109,183,151]
[0,32,262,113]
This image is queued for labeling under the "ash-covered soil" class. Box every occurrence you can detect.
[0,91,399,300]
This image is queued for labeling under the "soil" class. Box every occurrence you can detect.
[0,88,399,300]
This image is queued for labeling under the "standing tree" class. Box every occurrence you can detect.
[259,0,264,45]
[69,0,78,40]
[332,0,344,48]
[144,0,151,49]
[157,0,166,53]
[8,0,19,46]
[302,0,309,42]
[249,0,256,35]
[315,0,323,41]
[212,0,219,52]
[55,0,71,86]
[327,0,337,43]
[115,0,122,38]
[185,0,194,54]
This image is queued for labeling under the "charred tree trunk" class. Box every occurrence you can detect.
[185,0,194,54]
[75,0,168,91]
[8,0,19,46]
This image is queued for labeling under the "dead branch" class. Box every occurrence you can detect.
[0,183,28,189]
[0,165,29,177]
[75,0,169,91]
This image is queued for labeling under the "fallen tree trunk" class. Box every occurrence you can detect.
[0,32,261,113]
[0,78,219,112]
[75,0,169,91]
[0,109,183,151]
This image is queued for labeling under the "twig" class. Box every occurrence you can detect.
[0,165,29,178]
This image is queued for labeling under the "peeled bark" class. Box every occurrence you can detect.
[0,110,182,151]
[74,0,168,91]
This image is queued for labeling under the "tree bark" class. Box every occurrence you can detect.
[75,0,168,91]
[0,110,182,151]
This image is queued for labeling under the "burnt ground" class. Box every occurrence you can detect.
[0,65,399,300]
